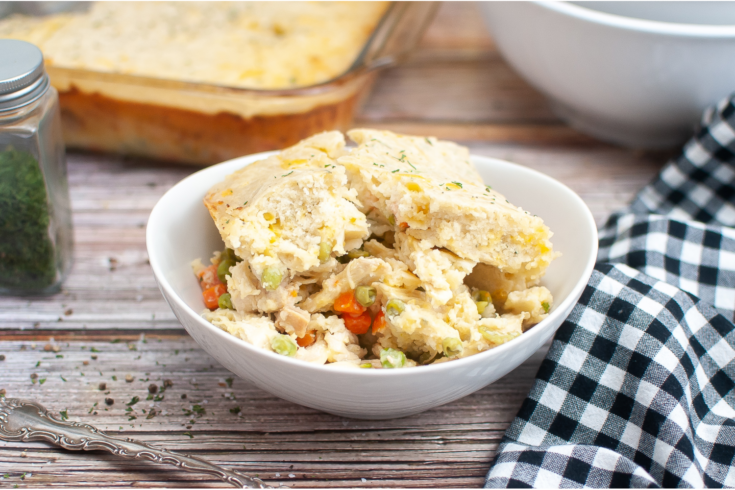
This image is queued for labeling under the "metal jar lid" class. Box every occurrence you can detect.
[0,39,50,112]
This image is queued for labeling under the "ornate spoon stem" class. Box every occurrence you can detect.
[0,397,269,488]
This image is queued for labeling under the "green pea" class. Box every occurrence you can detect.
[347,249,370,259]
[355,286,376,307]
[271,335,297,357]
[218,293,233,310]
[388,214,396,226]
[380,348,406,368]
[542,301,550,313]
[261,266,283,291]
[475,301,489,315]
[223,248,240,262]
[217,259,236,284]
[442,338,463,358]
[360,363,373,369]
[472,290,492,303]
[318,241,332,263]
[385,299,405,317]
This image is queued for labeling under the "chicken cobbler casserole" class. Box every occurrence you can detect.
[193,130,558,368]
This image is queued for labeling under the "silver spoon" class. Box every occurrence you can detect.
[0,397,270,488]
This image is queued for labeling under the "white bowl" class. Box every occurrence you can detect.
[481,2,735,149]
[146,152,597,419]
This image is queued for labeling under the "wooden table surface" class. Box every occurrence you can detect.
[0,3,673,488]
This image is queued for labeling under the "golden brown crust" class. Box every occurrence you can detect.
[58,87,363,165]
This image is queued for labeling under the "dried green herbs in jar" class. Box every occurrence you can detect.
[0,149,57,290]
[0,40,73,294]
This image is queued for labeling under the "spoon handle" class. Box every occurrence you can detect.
[0,397,269,488]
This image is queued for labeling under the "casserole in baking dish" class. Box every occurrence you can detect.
[0,2,436,164]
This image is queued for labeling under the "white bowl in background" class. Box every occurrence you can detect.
[481,2,735,149]
[146,152,597,419]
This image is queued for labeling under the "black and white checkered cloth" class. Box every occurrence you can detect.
[485,96,735,488]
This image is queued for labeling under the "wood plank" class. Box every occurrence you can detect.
[417,2,496,53]
[360,57,559,124]
[0,336,547,487]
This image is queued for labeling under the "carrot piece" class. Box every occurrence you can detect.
[197,264,222,291]
[333,290,366,316]
[202,284,227,310]
[296,330,316,347]
[372,311,386,333]
[342,312,372,335]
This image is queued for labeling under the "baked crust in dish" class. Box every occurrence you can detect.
[0,2,394,164]
[0,2,390,90]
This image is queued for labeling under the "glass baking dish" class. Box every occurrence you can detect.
[11,2,437,165]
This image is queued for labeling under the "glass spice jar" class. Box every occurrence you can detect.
[0,39,73,294]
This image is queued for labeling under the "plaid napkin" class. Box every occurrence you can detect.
[485,95,735,488]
